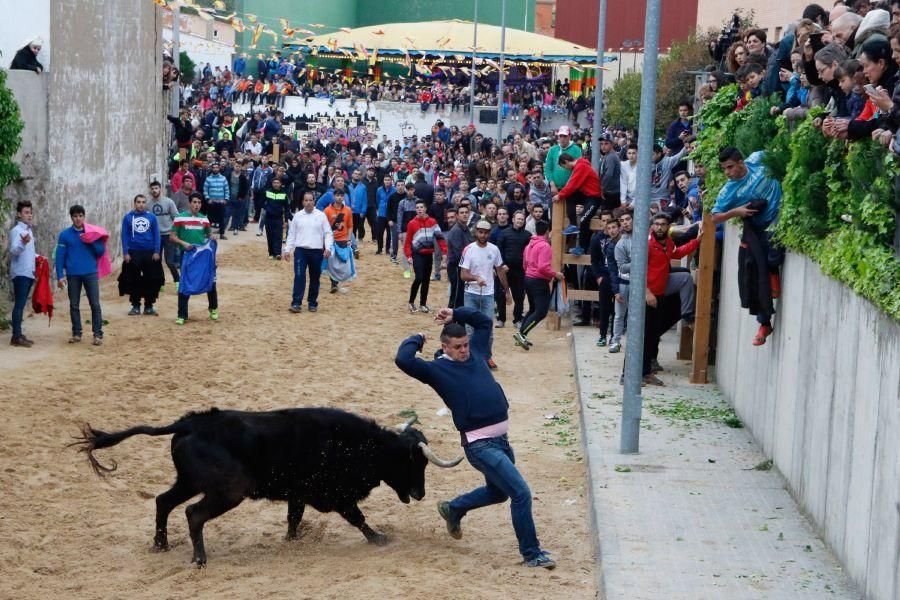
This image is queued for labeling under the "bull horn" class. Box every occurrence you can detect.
[418,442,463,468]
[394,415,419,432]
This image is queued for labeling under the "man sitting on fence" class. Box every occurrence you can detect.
[712,147,784,347]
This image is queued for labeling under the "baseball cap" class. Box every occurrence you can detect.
[475,220,492,230]
[599,133,613,143]
[557,125,571,136]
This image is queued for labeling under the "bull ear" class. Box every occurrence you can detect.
[388,415,418,433]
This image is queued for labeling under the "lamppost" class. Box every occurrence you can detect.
[633,42,643,72]
[468,0,479,121]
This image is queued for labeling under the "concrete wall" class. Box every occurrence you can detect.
[716,224,900,600]
[232,96,573,142]
[0,0,50,72]
[696,0,808,42]
[45,0,167,264]
[2,0,166,287]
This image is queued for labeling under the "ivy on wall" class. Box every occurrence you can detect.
[693,87,900,320]
[0,67,24,214]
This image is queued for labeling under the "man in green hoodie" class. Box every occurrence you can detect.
[543,125,583,197]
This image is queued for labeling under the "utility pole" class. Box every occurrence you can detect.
[590,0,607,172]
[496,0,507,142]
[170,1,181,116]
[620,0,662,454]
[468,0,479,122]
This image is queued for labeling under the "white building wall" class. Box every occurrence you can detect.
[0,0,50,71]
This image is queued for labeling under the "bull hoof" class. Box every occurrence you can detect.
[152,534,169,551]
[285,531,299,541]
[367,532,389,546]
[192,555,207,568]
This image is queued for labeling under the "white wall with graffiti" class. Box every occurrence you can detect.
[231,96,572,143]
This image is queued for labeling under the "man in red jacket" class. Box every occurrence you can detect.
[553,152,603,251]
[638,212,703,385]
[404,200,447,313]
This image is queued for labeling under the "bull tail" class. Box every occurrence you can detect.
[69,421,184,478]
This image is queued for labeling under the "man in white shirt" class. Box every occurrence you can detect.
[242,133,263,156]
[460,220,510,369]
[282,191,333,313]
[9,200,36,347]
[620,144,638,205]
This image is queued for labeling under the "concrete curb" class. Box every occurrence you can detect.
[569,334,607,600]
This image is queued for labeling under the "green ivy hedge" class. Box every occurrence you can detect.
[0,67,24,214]
[693,84,900,320]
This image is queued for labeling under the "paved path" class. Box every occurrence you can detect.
[571,326,862,600]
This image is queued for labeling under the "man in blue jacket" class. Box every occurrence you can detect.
[56,205,105,345]
[375,174,395,255]
[121,194,162,315]
[395,306,556,570]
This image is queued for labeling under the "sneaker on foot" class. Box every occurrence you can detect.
[495,321,505,328]
[418,305,431,314]
[128,306,141,316]
[330,285,339,294]
[159,285,166,293]
[431,274,441,281]
[752,324,774,346]
[596,336,607,347]
[209,309,219,321]
[289,305,302,313]
[562,225,579,235]
[175,317,185,325]
[609,341,621,353]
[375,250,383,255]
[403,269,411,279]
[92,336,103,346]
[10,336,33,347]
[408,303,418,313]
[175,282,179,293]
[524,551,556,570]
[353,249,360,259]
[436,501,462,539]
[144,307,158,316]
[513,331,530,350]
[220,234,227,240]
[391,257,399,264]
[256,231,263,236]
[69,335,82,343]
[308,306,318,312]
[642,373,665,386]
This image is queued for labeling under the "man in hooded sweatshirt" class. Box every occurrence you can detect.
[121,194,161,316]
[404,199,447,313]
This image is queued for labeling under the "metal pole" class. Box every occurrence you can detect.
[590,0,607,172]
[170,1,181,116]
[524,0,529,31]
[469,0,479,122]
[618,48,622,80]
[620,0,662,455]
[496,0,507,142]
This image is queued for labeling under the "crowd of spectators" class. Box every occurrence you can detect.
[702,0,900,149]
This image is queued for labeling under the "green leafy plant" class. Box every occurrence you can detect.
[692,89,899,320]
[0,67,24,214]
[179,53,197,85]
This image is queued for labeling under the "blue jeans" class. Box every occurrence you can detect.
[292,247,324,308]
[67,273,103,338]
[464,291,495,358]
[448,435,541,561]
[11,275,34,337]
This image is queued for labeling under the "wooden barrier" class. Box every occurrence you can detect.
[690,212,715,383]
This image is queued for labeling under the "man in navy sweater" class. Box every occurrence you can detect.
[395,306,556,569]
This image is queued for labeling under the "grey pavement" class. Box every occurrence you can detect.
[571,326,862,600]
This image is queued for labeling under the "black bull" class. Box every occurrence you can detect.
[71,407,461,566]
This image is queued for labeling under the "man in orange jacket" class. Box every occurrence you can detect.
[323,189,354,294]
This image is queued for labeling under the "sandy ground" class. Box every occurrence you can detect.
[1,232,595,600]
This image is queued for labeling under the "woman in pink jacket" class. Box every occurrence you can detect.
[514,220,564,349]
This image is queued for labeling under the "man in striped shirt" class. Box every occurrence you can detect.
[203,162,230,240]
[170,193,218,325]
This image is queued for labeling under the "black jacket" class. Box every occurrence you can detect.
[445,222,474,265]
[387,191,404,225]
[496,226,531,268]
[10,45,42,73]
